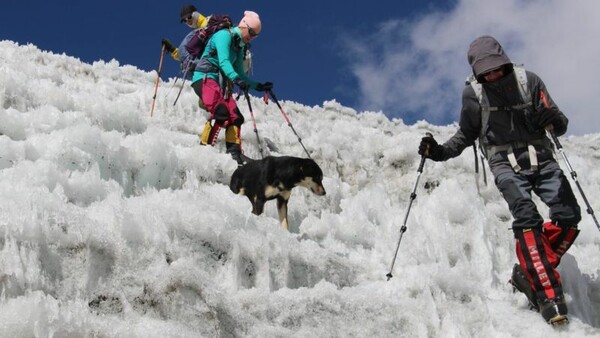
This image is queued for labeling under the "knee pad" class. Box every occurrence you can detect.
[214,103,230,126]
[233,107,245,126]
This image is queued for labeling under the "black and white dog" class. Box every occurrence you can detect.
[229,156,326,231]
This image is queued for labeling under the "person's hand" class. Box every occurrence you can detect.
[536,107,561,130]
[234,78,249,91]
[418,135,445,161]
[256,82,273,92]
[161,39,176,53]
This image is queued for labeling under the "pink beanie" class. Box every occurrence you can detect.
[239,10,262,34]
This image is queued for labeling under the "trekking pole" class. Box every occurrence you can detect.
[540,91,599,231]
[267,90,312,159]
[150,45,166,117]
[243,90,264,158]
[473,144,480,194]
[480,147,488,186]
[386,133,431,281]
[164,65,189,101]
[548,129,599,231]
[173,61,193,106]
[162,74,180,101]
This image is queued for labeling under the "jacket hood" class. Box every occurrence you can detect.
[468,36,512,82]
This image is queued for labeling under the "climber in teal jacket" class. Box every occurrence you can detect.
[191,10,273,165]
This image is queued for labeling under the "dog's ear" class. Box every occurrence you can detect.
[304,159,323,181]
[299,158,313,173]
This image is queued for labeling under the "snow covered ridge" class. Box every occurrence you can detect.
[1,40,600,337]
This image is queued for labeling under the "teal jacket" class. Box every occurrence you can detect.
[192,27,257,89]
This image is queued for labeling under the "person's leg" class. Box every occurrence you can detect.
[534,161,581,265]
[196,79,228,145]
[496,170,567,322]
[224,105,246,165]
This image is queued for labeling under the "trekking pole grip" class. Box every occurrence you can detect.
[417,132,433,172]
[267,89,277,103]
[549,129,563,150]
[549,129,575,176]
[268,90,286,119]
[243,89,252,109]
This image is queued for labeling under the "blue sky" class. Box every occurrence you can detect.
[2,0,600,135]
[0,0,449,117]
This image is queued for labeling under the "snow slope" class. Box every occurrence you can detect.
[1,41,600,337]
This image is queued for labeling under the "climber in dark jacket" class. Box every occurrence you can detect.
[418,35,581,325]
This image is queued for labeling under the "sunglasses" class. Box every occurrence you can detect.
[247,26,258,37]
[181,15,192,23]
[242,20,259,37]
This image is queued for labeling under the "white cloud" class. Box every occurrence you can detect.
[344,0,600,135]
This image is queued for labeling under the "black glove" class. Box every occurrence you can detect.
[233,78,249,91]
[418,135,445,161]
[536,107,561,130]
[256,82,273,92]
[161,39,176,53]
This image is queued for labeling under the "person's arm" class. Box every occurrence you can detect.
[529,72,568,136]
[441,86,481,159]
[161,39,179,61]
[213,31,255,86]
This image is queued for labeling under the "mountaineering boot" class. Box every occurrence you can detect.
[539,296,569,326]
[226,142,245,166]
[509,263,539,311]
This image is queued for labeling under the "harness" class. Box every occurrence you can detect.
[466,64,549,172]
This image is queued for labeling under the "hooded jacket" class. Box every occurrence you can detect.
[439,36,568,176]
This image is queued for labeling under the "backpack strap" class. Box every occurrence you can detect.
[468,64,533,143]
[466,74,488,142]
[513,64,531,106]
[197,28,239,98]
[467,64,545,172]
[486,139,548,172]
